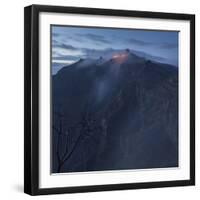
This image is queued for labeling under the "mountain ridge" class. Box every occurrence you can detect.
[56,49,177,76]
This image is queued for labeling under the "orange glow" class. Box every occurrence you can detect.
[112,53,128,63]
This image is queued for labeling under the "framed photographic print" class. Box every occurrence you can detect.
[24,4,195,195]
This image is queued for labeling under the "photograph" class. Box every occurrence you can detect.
[51,26,179,173]
[24,5,195,195]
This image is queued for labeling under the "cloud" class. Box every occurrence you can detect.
[77,33,111,44]
[52,42,84,63]
[52,39,60,46]
[127,38,153,46]
[52,33,60,37]
[51,39,178,67]
[127,38,177,49]
[159,43,178,49]
[52,55,80,61]
[53,43,78,51]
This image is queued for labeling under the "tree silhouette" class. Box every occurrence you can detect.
[53,110,80,173]
[53,107,105,173]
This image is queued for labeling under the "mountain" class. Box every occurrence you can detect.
[52,50,178,173]
[52,48,177,75]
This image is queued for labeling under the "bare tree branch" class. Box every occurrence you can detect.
[53,105,104,173]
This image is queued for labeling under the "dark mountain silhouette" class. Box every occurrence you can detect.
[52,50,178,173]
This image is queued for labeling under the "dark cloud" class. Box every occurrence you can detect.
[77,33,111,44]
[127,38,177,49]
[53,55,80,61]
[127,38,153,46]
[53,43,78,51]
[52,33,60,37]
[159,43,178,49]
[52,39,60,45]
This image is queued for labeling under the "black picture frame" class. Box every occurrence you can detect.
[24,4,195,195]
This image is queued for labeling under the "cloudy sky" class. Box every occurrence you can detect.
[51,25,178,74]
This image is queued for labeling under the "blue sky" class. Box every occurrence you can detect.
[52,25,178,74]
